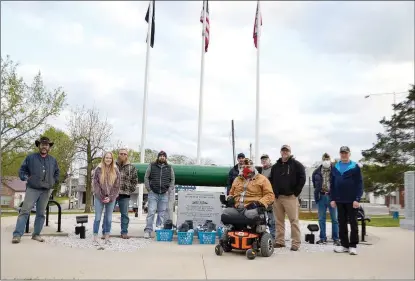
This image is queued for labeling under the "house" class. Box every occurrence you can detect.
[298,167,317,210]
[1,177,27,208]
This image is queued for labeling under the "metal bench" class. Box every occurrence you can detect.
[348,206,371,242]
[16,194,62,234]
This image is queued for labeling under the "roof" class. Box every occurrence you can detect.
[2,177,27,192]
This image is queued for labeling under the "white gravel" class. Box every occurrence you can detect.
[43,217,152,252]
[42,216,372,253]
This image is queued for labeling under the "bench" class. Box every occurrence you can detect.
[348,206,371,242]
[16,196,62,233]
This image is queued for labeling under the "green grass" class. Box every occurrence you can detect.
[299,211,402,227]
[53,196,69,204]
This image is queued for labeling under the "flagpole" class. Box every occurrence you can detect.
[139,0,153,220]
[254,0,261,165]
[140,0,153,165]
[196,0,207,165]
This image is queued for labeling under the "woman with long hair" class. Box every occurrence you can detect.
[93,151,120,245]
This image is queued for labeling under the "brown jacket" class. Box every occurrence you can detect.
[229,173,275,208]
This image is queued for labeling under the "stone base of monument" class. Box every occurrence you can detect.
[400,219,415,231]
[23,226,69,237]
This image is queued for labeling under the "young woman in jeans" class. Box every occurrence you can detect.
[93,152,120,245]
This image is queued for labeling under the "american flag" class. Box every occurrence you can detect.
[253,1,262,48]
[200,0,210,52]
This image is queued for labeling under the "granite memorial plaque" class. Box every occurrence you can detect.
[177,191,222,229]
[400,171,414,231]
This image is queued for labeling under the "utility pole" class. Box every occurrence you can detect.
[231,120,236,166]
[249,143,252,160]
[68,163,72,210]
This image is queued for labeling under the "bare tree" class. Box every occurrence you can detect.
[68,106,112,213]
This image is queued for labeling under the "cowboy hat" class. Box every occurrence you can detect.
[35,136,54,147]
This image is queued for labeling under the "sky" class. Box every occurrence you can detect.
[1,1,414,167]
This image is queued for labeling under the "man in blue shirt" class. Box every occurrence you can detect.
[330,146,363,255]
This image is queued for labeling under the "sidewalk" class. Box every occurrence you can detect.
[1,215,414,279]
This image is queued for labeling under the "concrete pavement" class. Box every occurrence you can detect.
[1,215,414,279]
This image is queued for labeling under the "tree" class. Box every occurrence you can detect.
[361,84,415,195]
[168,154,214,165]
[68,106,112,213]
[0,55,66,180]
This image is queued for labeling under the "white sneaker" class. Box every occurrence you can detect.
[144,232,151,239]
[334,246,349,253]
[349,247,357,255]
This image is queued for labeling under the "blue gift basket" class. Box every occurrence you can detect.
[177,232,194,245]
[155,229,174,242]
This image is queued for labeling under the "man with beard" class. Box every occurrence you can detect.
[12,137,60,244]
[269,145,306,251]
[312,153,339,245]
[226,153,246,195]
[110,148,138,239]
[223,158,275,220]
[260,154,276,240]
[143,151,175,239]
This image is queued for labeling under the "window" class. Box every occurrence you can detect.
[1,196,12,206]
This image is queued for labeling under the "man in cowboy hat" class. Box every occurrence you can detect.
[12,136,60,244]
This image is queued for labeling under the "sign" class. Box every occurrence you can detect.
[177,191,222,229]
[175,185,196,191]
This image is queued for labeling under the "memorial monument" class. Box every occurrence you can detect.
[400,171,414,231]
[177,191,222,229]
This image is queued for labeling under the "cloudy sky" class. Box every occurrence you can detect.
[1,1,414,167]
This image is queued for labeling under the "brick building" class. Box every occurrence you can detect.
[0,177,27,208]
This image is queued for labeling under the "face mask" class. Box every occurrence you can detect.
[242,167,252,178]
[322,160,331,168]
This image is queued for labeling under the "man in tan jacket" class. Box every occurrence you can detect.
[223,158,275,219]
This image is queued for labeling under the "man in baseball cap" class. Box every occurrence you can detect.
[226,153,246,195]
[269,144,306,251]
[330,145,363,255]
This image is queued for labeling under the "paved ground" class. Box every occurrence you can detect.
[2,214,414,279]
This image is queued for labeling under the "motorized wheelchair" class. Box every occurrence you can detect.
[214,196,274,260]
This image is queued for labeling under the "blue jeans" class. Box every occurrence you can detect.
[93,197,116,235]
[145,191,168,232]
[317,194,339,241]
[117,197,130,235]
[13,187,51,237]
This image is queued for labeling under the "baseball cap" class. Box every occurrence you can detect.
[260,154,270,159]
[237,153,245,158]
[281,145,291,151]
[339,146,350,153]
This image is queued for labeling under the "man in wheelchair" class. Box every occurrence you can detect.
[215,158,275,260]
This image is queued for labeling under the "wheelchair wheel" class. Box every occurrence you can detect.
[246,248,257,260]
[260,232,274,257]
[215,245,223,256]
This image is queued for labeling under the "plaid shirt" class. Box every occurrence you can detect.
[116,162,139,196]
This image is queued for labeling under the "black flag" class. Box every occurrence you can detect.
[145,0,155,48]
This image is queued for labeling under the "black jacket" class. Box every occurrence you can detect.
[226,164,240,195]
[269,157,306,197]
